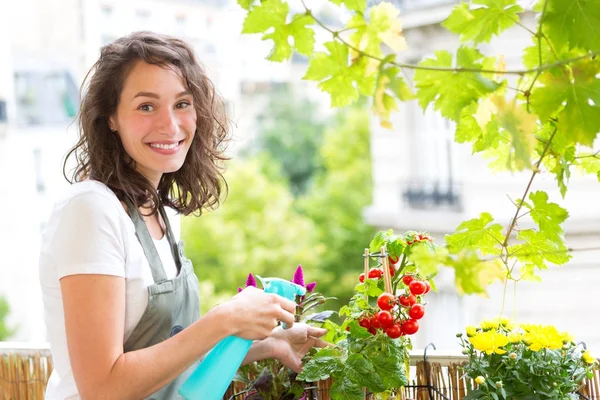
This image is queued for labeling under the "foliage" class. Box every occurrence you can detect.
[236,0,600,299]
[242,86,327,196]
[181,157,322,310]
[296,229,438,399]
[458,318,598,399]
[0,295,14,340]
[234,266,336,400]
[298,107,376,312]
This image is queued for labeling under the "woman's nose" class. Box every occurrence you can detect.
[157,109,179,135]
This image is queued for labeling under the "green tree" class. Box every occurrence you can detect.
[299,107,376,310]
[181,156,323,311]
[0,295,15,340]
[245,86,328,196]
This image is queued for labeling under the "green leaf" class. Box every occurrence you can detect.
[374,64,415,127]
[442,0,524,43]
[304,41,373,107]
[414,47,501,121]
[366,341,408,388]
[526,191,569,242]
[445,212,505,256]
[450,251,506,295]
[330,372,364,400]
[348,320,372,339]
[355,278,384,297]
[369,229,393,253]
[242,0,315,62]
[406,244,449,278]
[531,58,600,147]
[509,229,571,269]
[544,0,600,50]
[297,347,344,382]
[329,0,367,13]
[520,263,543,282]
[237,0,254,10]
[346,353,386,393]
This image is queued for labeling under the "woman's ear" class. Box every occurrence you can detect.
[108,115,118,132]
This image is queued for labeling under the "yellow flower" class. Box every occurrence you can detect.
[523,325,563,351]
[466,326,477,337]
[582,350,596,364]
[508,333,524,343]
[475,376,485,385]
[560,331,574,343]
[480,317,514,331]
[469,331,509,355]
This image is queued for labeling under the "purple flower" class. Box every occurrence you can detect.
[238,287,243,293]
[292,265,305,287]
[305,282,317,293]
[245,273,257,288]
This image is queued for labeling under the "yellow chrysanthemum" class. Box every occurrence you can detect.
[469,331,509,355]
[466,326,477,337]
[480,317,514,331]
[508,333,524,343]
[520,323,535,332]
[523,325,563,351]
[582,350,596,365]
[475,376,485,385]
[560,331,574,343]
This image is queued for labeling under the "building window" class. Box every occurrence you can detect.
[402,104,462,211]
[14,70,79,126]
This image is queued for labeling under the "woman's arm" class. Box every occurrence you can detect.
[61,276,296,400]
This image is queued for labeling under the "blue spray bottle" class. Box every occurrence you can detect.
[178,276,306,400]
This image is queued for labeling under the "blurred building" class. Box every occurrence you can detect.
[365,0,600,351]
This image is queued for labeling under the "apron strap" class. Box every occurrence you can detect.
[124,198,168,283]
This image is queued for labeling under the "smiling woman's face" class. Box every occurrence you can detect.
[109,60,197,188]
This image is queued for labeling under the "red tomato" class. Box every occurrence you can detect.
[385,324,403,339]
[398,294,417,307]
[424,281,431,294]
[359,273,365,283]
[368,327,377,335]
[358,317,371,329]
[388,264,396,278]
[402,275,414,286]
[370,315,382,329]
[376,310,394,328]
[409,281,427,295]
[388,255,399,265]
[377,293,396,311]
[368,268,383,279]
[401,319,419,335]
[408,304,425,320]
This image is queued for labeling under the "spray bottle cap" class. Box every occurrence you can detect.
[256,276,306,300]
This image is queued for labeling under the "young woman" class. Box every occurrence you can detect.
[39,31,326,400]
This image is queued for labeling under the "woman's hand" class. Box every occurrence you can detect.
[264,323,328,372]
[219,287,297,341]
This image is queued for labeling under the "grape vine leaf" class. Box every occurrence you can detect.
[237,0,253,10]
[329,0,367,13]
[242,0,315,62]
[414,47,501,121]
[445,212,505,256]
[442,0,523,43]
[374,65,414,128]
[544,0,600,51]
[525,191,569,243]
[450,250,505,295]
[509,229,571,269]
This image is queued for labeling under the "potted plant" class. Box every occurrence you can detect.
[231,265,336,400]
[458,317,598,400]
[296,230,437,399]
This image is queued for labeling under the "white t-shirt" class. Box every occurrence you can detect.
[39,180,181,400]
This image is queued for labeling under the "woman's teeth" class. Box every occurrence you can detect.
[150,142,179,149]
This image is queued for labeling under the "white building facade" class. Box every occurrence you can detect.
[365,1,600,351]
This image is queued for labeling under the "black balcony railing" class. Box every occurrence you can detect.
[402,180,462,211]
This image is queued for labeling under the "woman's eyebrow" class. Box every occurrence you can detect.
[133,90,191,99]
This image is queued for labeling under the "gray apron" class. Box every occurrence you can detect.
[123,199,201,399]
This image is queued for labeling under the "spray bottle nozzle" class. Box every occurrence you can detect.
[256,276,307,300]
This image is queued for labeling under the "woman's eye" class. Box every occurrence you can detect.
[138,104,154,112]
[176,101,191,109]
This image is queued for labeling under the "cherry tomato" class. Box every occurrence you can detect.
[368,268,383,279]
[358,317,371,329]
[376,310,394,328]
[370,315,383,330]
[359,273,365,283]
[368,327,377,335]
[409,280,427,295]
[388,255,399,265]
[388,264,396,278]
[402,275,414,286]
[424,281,431,294]
[377,293,396,311]
[398,294,417,307]
[408,304,425,320]
[401,319,419,335]
[385,324,403,339]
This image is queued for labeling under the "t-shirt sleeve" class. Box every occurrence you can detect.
[50,191,127,279]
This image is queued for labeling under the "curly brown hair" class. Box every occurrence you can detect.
[64,31,230,215]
